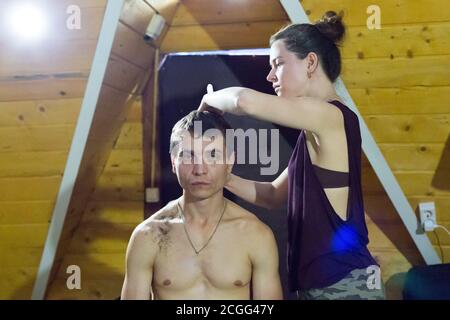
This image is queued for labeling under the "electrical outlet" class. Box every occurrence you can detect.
[145,188,160,203]
[419,202,436,232]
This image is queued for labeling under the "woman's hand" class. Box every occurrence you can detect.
[198,84,224,115]
[198,84,247,115]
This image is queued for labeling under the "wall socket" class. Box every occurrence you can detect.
[419,201,436,232]
[145,188,160,203]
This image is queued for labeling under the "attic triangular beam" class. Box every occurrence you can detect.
[31,0,126,300]
[279,0,440,264]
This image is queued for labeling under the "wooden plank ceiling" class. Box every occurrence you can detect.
[1,0,448,300]
[0,0,106,298]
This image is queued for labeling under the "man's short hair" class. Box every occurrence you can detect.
[169,110,233,156]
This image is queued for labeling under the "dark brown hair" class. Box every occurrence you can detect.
[270,11,345,82]
[169,110,233,155]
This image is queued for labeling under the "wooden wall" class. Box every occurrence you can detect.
[1,0,448,300]
[46,100,144,299]
[331,0,450,298]
[0,0,107,299]
[45,0,179,299]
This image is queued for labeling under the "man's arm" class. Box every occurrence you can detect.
[249,223,283,300]
[121,223,158,300]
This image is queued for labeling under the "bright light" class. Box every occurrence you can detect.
[6,3,48,42]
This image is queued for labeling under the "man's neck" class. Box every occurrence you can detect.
[179,192,225,224]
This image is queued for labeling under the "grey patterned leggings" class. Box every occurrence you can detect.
[296,268,386,300]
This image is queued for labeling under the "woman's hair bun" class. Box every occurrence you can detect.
[315,11,345,44]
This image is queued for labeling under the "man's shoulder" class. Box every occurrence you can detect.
[226,200,274,237]
[133,200,180,239]
[145,200,180,224]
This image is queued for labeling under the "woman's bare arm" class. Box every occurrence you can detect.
[225,168,288,210]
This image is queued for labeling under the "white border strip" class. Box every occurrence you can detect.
[279,0,440,264]
[31,0,125,300]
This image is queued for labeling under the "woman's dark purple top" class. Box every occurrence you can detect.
[287,100,378,291]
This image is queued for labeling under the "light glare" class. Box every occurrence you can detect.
[7,3,48,42]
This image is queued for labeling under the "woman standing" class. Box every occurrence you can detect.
[199,11,385,300]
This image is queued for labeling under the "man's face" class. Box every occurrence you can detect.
[171,132,233,201]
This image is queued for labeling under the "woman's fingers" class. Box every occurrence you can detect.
[198,96,207,111]
[197,93,207,112]
[198,84,213,111]
[204,105,224,115]
[198,102,224,116]
[198,84,216,112]
[198,84,224,115]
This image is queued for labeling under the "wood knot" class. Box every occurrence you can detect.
[93,290,102,298]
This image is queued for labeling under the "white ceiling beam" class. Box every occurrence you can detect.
[31,0,126,300]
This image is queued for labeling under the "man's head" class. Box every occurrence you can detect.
[169,111,235,200]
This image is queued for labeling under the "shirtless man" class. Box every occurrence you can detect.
[121,111,282,300]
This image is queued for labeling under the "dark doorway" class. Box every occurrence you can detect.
[158,53,298,299]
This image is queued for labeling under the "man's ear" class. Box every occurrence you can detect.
[170,153,176,174]
[226,151,235,174]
